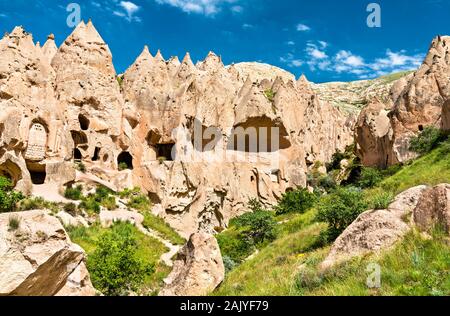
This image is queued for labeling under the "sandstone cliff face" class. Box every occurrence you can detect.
[0,22,354,237]
[356,36,450,167]
[0,210,96,296]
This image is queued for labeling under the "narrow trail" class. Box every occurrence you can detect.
[136,224,181,267]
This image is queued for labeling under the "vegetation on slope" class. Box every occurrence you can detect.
[67,222,170,295]
[214,132,450,296]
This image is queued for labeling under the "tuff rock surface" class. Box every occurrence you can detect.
[0,21,354,237]
[159,233,224,296]
[0,210,96,296]
[356,36,450,167]
[320,185,428,269]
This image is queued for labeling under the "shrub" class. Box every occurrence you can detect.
[230,202,277,246]
[409,126,445,155]
[368,191,394,210]
[128,194,150,212]
[101,196,117,210]
[0,176,24,213]
[87,222,154,296]
[317,175,337,192]
[326,150,347,171]
[79,196,101,214]
[316,187,368,242]
[358,167,382,188]
[118,187,141,199]
[264,89,276,103]
[63,203,78,216]
[223,255,238,274]
[118,162,129,171]
[274,188,317,215]
[8,215,20,231]
[64,185,83,200]
[75,162,86,173]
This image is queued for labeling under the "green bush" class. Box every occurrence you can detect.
[316,187,368,242]
[79,196,101,214]
[118,162,129,171]
[88,222,154,296]
[317,175,337,192]
[274,188,317,215]
[75,162,86,173]
[118,187,141,199]
[263,89,276,102]
[358,167,382,188]
[128,194,150,212]
[8,215,20,231]
[0,176,24,213]
[409,126,445,155]
[222,255,238,274]
[63,203,78,216]
[230,209,277,246]
[64,185,83,200]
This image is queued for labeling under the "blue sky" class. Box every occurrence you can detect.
[0,0,449,82]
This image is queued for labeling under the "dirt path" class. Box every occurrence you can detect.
[136,224,181,267]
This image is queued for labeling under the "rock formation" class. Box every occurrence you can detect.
[414,184,450,233]
[356,36,450,167]
[0,21,354,238]
[0,210,96,296]
[159,233,224,296]
[321,184,450,269]
[321,186,427,269]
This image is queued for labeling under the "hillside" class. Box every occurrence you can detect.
[312,71,413,113]
[214,138,450,296]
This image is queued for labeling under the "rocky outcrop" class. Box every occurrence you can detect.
[355,100,394,168]
[0,21,355,238]
[414,184,450,233]
[357,36,450,167]
[159,233,224,296]
[321,186,427,269]
[0,210,96,296]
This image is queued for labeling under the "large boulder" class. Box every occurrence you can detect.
[0,210,96,296]
[320,186,427,269]
[414,184,450,234]
[159,233,224,296]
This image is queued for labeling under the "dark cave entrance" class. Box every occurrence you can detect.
[156,143,175,161]
[78,114,90,131]
[74,148,82,161]
[118,151,133,170]
[26,162,46,185]
[92,147,101,161]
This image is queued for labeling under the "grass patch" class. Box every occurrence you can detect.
[141,210,185,245]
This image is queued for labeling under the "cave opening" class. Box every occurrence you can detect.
[26,162,46,185]
[156,143,175,161]
[228,117,290,153]
[117,151,133,170]
[74,148,82,161]
[78,114,90,131]
[92,147,101,161]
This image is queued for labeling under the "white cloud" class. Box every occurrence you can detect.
[280,40,424,79]
[242,23,254,29]
[155,0,240,16]
[286,41,295,46]
[296,23,311,32]
[231,5,243,13]
[280,53,304,68]
[306,43,328,60]
[113,1,141,22]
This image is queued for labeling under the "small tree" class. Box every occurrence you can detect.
[316,187,368,242]
[0,176,24,213]
[88,223,154,296]
[358,167,382,188]
[409,126,445,154]
[275,188,317,215]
